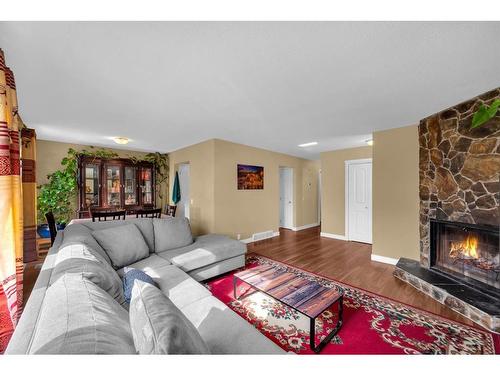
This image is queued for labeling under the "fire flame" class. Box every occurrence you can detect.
[449,235,479,259]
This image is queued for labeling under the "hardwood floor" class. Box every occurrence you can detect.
[248,226,477,327]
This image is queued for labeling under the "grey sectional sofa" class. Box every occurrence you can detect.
[6,217,285,354]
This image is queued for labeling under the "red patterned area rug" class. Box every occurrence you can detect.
[206,255,500,355]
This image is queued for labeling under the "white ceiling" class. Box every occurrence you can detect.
[0,22,499,159]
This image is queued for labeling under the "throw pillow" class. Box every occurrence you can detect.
[122,267,156,304]
[129,280,210,354]
[92,224,150,269]
[153,217,194,252]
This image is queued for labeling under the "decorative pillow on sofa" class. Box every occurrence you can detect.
[153,217,194,252]
[29,273,136,354]
[123,267,157,304]
[51,243,127,307]
[92,224,150,269]
[129,280,210,354]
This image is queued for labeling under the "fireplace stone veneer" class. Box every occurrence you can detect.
[394,87,500,332]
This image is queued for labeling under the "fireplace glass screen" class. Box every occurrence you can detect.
[430,219,499,290]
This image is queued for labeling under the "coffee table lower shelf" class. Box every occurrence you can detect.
[233,276,343,353]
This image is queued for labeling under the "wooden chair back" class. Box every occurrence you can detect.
[135,208,162,218]
[164,205,177,217]
[45,211,57,246]
[91,209,126,222]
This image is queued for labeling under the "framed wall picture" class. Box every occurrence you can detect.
[237,164,264,190]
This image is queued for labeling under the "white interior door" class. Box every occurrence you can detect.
[347,161,372,243]
[279,167,293,229]
[177,164,190,219]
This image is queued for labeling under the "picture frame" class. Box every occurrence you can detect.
[237,164,264,190]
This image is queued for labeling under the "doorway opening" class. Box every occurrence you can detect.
[177,163,190,220]
[279,166,294,229]
[345,159,372,243]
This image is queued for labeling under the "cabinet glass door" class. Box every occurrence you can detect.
[124,166,137,205]
[106,165,122,206]
[141,167,153,205]
[84,164,100,208]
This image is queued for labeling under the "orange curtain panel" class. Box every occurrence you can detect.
[0,48,24,352]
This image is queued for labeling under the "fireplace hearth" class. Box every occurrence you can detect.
[430,219,500,292]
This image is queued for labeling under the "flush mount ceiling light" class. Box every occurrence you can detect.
[298,142,318,148]
[366,139,374,146]
[113,137,130,145]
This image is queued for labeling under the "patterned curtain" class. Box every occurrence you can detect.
[0,48,24,353]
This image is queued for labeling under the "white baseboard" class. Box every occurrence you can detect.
[371,254,399,265]
[320,232,347,241]
[292,222,320,231]
[241,231,280,244]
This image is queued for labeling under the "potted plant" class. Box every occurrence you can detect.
[36,149,79,237]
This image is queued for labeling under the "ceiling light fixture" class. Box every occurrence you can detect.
[366,139,374,146]
[113,137,130,145]
[298,142,318,148]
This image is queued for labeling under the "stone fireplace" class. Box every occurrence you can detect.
[394,87,500,332]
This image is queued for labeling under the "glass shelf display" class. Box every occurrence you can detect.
[124,166,137,205]
[106,165,121,206]
[84,164,99,208]
[142,168,153,205]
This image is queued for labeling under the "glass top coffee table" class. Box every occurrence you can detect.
[233,264,344,353]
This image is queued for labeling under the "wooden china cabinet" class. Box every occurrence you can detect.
[77,156,155,218]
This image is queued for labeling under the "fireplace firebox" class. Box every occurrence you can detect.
[430,219,500,291]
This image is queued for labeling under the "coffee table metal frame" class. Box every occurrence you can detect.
[233,272,344,353]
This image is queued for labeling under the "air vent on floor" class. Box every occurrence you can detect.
[252,230,275,242]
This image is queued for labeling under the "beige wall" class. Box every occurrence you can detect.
[213,139,320,239]
[36,139,162,219]
[320,146,373,236]
[169,139,320,239]
[372,125,420,261]
[168,140,216,236]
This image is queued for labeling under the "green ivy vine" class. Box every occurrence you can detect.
[471,99,500,129]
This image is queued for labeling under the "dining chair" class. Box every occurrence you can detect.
[164,204,177,217]
[135,208,162,218]
[45,211,57,246]
[90,209,126,222]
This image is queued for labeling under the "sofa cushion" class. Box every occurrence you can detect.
[29,273,135,354]
[153,217,193,252]
[157,234,247,272]
[92,224,150,269]
[152,265,212,309]
[116,254,172,277]
[118,258,211,309]
[50,243,127,307]
[129,281,210,354]
[61,223,113,265]
[180,296,285,354]
[123,268,157,304]
[82,218,155,252]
